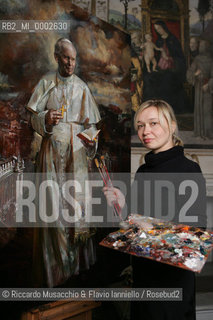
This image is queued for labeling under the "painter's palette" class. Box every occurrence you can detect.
[100,214,213,273]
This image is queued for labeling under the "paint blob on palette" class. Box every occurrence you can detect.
[100,214,213,273]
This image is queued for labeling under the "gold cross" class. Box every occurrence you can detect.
[61,104,67,117]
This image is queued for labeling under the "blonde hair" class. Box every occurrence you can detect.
[134,99,183,146]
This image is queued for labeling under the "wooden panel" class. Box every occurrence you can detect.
[21,301,101,320]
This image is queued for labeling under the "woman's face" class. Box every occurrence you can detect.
[154,24,166,36]
[137,106,175,153]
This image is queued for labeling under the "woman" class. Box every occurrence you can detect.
[104,99,206,320]
[143,21,187,114]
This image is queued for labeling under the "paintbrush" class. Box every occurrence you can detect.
[94,157,123,221]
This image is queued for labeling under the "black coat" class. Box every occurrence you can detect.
[134,146,207,229]
[131,146,206,320]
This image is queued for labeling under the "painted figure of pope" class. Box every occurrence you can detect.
[27,38,100,287]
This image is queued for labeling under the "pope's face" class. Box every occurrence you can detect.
[55,44,76,77]
[136,106,175,153]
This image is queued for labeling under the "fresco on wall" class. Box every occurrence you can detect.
[142,20,187,115]
[72,0,92,12]
[72,0,109,22]
[189,0,213,37]
[109,0,141,31]
[71,0,142,31]
[186,0,213,140]
[131,0,213,145]
[65,1,213,143]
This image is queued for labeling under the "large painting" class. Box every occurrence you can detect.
[131,0,213,146]
[0,0,132,306]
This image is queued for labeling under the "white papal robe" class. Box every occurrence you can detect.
[27,71,101,287]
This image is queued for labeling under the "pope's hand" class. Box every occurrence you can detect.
[103,186,125,209]
[45,109,63,126]
[81,139,96,149]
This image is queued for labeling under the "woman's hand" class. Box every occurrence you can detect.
[103,186,125,209]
